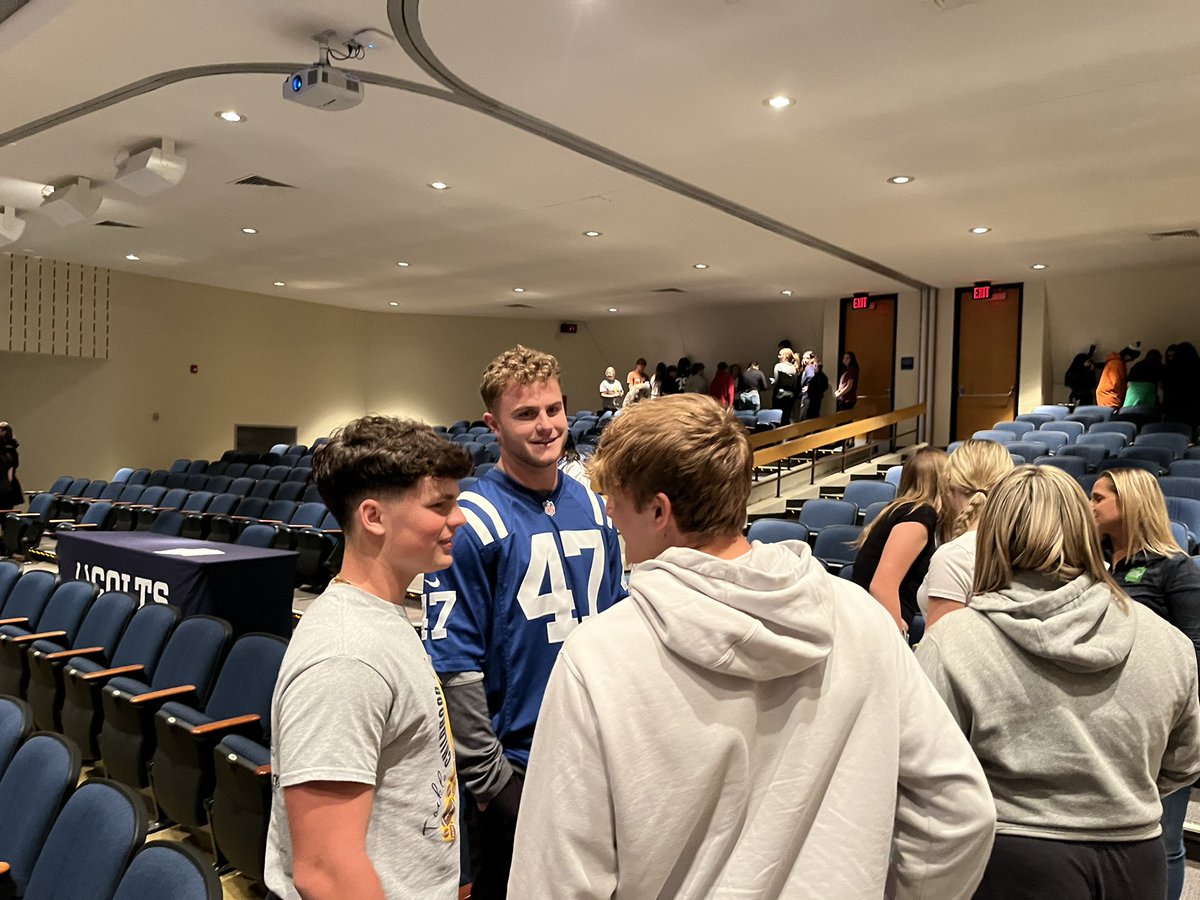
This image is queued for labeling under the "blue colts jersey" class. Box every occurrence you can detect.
[422,468,625,768]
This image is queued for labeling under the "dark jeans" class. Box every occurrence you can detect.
[974,833,1165,900]
[1161,787,1190,900]
[466,774,523,899]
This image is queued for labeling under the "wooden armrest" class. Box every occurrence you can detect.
[67,522,100,529]
[49,518,75,523]
[322,528,343,535]
[192,713,260,736]
[82,663,145,681]
[130,684,196,705]
[46,645,104,661]
[258,519,283,525]
[13,630,66,644]
[255,763,272,777]
[0,617,29,627]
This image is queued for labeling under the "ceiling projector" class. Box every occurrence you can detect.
[283,64,363,111]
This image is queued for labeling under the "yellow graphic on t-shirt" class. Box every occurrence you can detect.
[431,679,458,843]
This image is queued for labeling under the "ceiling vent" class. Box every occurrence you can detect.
[1148,229,1199,242]
[506,303,534,309]
[652,287,686,293]
[230,175,296,188]
[94,220,142,228]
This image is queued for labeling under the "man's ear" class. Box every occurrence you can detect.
[650,492,673,532]
[356,498,386,537]
[483,411,498,435]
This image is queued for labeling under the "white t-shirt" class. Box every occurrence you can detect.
[917,531,977,616]
[599,378,623,397]
[266,583,459,899]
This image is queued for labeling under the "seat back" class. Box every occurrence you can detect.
[1015,414,1053,428]
[991,421,1033,438]
[884,466,902,487]
[972,429,1017,444]
[1143,422,1194,438]
[73,501,114,531]
[232,496,269,519]
[1134,432,1189,458]
[110,603,181,676]
[204,633,289,727]
[0,561,20,610]
[228,477,255,496]
[236,525,278,548]
[133,485,167,508]
[33,580,99,642]
[1073,404,1114,421]
[843,481,896,508]
[1031,405,1069,419]
[70,592,137,663]
[64,477,90,496]
[24,778,148,900]
[97,481,125,501]
[0,695,32,778]
[109,468,130,485]
[81,480,109,500]
[112,841,222,900]
[150,616,232,702]
[287,466,313,484]
[812,524,863,568]
[1034,456,1088,476]
[1170,522,1190,552]
[1057,444,1108,468]
[0,733,81,895]
[184,474,209,492]
[150,511,185,536]
[169,459,190,474]
[798,499,858,531]
[1031,430,1069,452]
[1076,432,1126,453]
[1096,457,1163,478]
[46,476,74,494]
[157,488,190,512]
[1169,461,1200,479]
[1159,477,1200,502]
[1040,420,1085,441]
[1166,498,1200,549]
[245,464,270,480]
[115,484,145,504]
[273,481,306,503]
[205,475,233,494]
[862,501,889,526]
[756,408,783,427]
[1116,446,1172,472]
[145,470,169,487]
[1088,421,1137,442]
[289,502,328,529]
[0,569,58,623]
[746,519,809,545]
[260,499,295,522]
[223,463,247,479]
[249,480,279,500]
[302,484,323,504]
[1006,441,1051,464]
[186,460,208,475]
[205,493,240,516]
[126,469,151,486]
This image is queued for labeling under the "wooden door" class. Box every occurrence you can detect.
[952,284,1022,440]
[840,294,896,417]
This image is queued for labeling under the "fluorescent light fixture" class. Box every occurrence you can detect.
[887,175,913,184]
[781,290,793,296]
[608,308,618,313]
[764,95,795,109]
[693,263,708,269]
[242,227,257,234]
[429,181,450,190]
[273,281,286,286]
[124,253,140,261]
[389,301,400,307]
[1030,263,1047,270]
[969,226,991,234]
[396,261,410,267]
[216,111,246,123]
[513,287,525,293]
[583,230,602,237]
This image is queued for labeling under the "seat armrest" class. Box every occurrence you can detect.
[130,684,197,705]
[0,617,29,627]
[258,519,284,525]
[322,528,343,535]
[12,630,67,644]
[255,763,272,777]
[46,645,104,661]
[81,663,145,681]
[49,518,76,523]
[191,713,261,737]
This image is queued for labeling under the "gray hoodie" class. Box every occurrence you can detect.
[918,573,1200,842]
[511,540,995,899]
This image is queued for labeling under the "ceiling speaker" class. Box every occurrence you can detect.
[39,177,102,225]
[0,206,26,247]
[114,139,187,196]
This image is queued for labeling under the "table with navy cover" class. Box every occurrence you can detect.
[56,532,295,637]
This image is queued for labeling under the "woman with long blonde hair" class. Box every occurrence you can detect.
[1091,466,1200,900]
[918,465,1200,900]
[851,448,946,636]
[916,439,1013,629]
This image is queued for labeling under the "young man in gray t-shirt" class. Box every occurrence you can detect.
[265,417,473,900]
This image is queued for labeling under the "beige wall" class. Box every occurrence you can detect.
[1,270,825,492]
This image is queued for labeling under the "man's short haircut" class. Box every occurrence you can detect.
[479,344,562,412]
[313,416,472,533]
[590,394,751,537]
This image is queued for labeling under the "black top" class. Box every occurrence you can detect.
[738,369,768,393]
[851,502,939,626]
[1111,550,1200,687]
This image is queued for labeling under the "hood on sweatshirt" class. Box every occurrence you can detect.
[968,573,1134,673]
[628,539,836,681]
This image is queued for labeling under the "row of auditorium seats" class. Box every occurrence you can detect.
[0,707,221,899]
[0,565,287,888]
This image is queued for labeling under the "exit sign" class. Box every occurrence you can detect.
[852,294,869,310]
[973,283,992,300]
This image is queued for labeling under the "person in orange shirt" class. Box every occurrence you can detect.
[1096,344,1140,408]
[626,358,647,393]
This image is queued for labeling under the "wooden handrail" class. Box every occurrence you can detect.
[752,404,926,468]
[747,403,882,450]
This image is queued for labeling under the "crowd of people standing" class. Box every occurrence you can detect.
[1068,340,1200,423]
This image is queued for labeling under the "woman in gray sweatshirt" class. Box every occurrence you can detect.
[917,465,1200,900]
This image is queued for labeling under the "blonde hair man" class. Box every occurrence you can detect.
[510,394,995,899]
[424,345,625,898]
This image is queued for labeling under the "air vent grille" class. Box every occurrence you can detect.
[506,303,534,309]
[652,287,686,293]
[1148,229,1199,242]
[94,220,141,228]
[230,175,296,188]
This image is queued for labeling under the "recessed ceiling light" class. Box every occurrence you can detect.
[781,290,793,296]
[40,185,54,199]
[242,227,257,234]
[124,253,140,261]
[887,175,914,185]
[764,95,795,109]
[428,181,450,190]
[608,308,618,313]
[583,230,602,237]
[513,287,525,293]
[1030,263,1047,270]
[396,261,410,267]
[216,111,246,123]
[273,281,286,286]
[693,263,708,269]
[389,301,399,307]
[969,226,991,234]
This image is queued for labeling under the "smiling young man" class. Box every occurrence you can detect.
[423,344,625,898]
[265,416,472,900]
[509,394,996,900]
